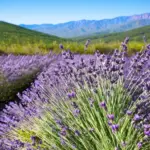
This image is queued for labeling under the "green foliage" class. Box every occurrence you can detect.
[6,79,149,150]
[73,25,150,43]
[0,21,66,44]
[59,41,145,55]
[0,21,68,54]
[0,21,148,55]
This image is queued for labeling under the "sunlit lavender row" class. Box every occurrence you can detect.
[0,52,59,110]
[0,39,150,150]
[0,52,58,82]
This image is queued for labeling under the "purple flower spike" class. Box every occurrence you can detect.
[126,110,132,115]
[108,121,112,126]
[111,124,119,132]
[99,101,106,108]
[99,101,107,111]
[73,109,80,116]
[107,114,115,120]
[146,44,150,50]
[137,142,142,149]
[67,91,76,99]
[31,136,36,145]
[71,91,76,98]
[60,127,67,136]
[67,93,72,99]
[144,124,150,130]
[60,138,66,145]
[144,130,150,136]
[59,44,64,50]
[134,114,141,121]
[124,37,130,45]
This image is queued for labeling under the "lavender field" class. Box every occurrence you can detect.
[0,38,150,150]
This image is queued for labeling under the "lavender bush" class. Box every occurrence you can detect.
[0,39,150,150]
[0,52,57,81]
[0,52,58,108]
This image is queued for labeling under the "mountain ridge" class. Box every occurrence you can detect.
[19,12,150,38]
[20,12,150,26]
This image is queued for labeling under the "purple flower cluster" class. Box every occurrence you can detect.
[111,124,119,132]
[0,52,57,82]
[99,101,107,110]
[67,91,76,99]
[107,114,115,120]
[0,38,150,149]
[144,124,150,137]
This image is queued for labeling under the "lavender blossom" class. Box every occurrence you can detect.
[107,114,115,120]
[0,38,150,149]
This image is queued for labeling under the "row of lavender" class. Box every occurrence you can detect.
[0,52,58,82]
[0,39,150,149]
[0,52,59,109]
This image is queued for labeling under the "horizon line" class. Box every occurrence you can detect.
[1,12,150,25]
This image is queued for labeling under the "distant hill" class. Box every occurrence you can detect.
[20,13,150,38]
[74,25,150,43]
[0,21,66,45]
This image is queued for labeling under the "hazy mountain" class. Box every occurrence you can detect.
[20,13,150,38]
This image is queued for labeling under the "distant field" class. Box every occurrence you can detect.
[0,21,68,54]
[73,25,150,43]
[0,21,149,55]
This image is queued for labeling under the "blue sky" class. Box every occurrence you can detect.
[0,0,150,24]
